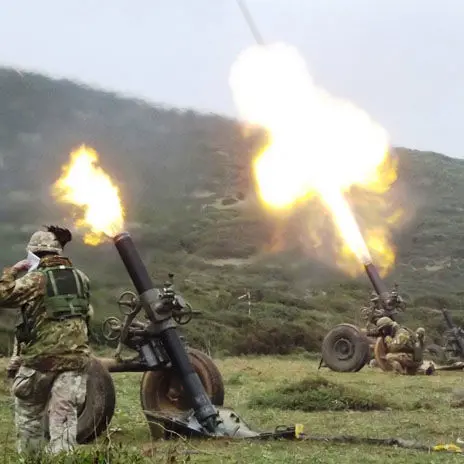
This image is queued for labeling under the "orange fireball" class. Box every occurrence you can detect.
[230,43,398,274]
[52,145,124,245]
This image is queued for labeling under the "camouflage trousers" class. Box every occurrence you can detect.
[12,366,87,456]
[385,352,421,375]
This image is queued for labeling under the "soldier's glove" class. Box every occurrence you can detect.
[12,259,32,272]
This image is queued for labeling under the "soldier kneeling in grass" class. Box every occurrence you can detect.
[376,317,434,375]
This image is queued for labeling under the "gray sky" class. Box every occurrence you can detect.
[1,0,463,157]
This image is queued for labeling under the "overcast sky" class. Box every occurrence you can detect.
[1,0,463,157]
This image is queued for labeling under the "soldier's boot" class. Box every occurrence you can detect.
[417,362,435,376]
[425,363,435,375]
[390,360,406,374]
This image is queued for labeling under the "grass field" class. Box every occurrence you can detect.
[0,354,464,463]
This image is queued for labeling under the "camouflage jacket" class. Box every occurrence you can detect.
[0,255,91,373]
[384,327,419,354]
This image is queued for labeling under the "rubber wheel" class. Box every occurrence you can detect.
[355,341,374,372]
[424,344,447,365]
[357,329,371,368]
[374,337,392,372]
[186,347,224,406]
[140,348,225,439]
[44,357,116,444]
[321,324,370,372]
[360,335,376,367]
[361,350,371,368]
[140,348,224,412]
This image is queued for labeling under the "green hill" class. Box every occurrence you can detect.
[0,67,463,355]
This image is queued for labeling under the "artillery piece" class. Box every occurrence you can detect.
[320,263,406,372]
[69,272,225,444]
[71,232,303,444]
[425,308,464,365]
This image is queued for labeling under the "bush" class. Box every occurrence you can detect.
[229,320,325,355]
[413,295,459,309]
[249,376,393,412]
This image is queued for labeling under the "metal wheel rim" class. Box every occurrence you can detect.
[333,338,354,360]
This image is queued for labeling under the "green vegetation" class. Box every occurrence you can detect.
[248,376,393,411]
[1,356,464,463]
[1,67,464,359]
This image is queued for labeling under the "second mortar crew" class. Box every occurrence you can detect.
[376,316,425,375]
[0,225,92,456]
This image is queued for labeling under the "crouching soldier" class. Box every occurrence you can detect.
[0,226,92,456]
[376,317,426,375]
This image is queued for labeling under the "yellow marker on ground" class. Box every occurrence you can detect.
[294,424,304,439]
[432,444,462,452]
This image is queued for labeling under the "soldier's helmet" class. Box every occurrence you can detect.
[26,230,63,255]
[376,316,394,329]
[416,327,425,337]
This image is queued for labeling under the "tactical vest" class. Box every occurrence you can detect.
[39,265,90,321]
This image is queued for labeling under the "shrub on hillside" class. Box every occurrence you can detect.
[230,320,325,355]
[249,376,392,412]
[413,294,460,310]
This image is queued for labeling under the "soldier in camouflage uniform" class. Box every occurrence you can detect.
[361,287,406,336]
[0,226,92,456]
[376,316,425,374]
[361,292,386,336]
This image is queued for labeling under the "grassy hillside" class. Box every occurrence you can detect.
[0,67,464,356]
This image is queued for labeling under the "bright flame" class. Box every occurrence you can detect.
[52,145,124,245]
[230,43,398,273]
